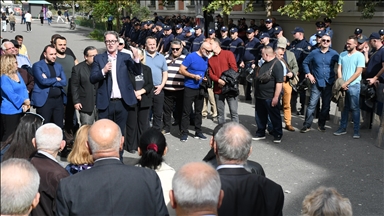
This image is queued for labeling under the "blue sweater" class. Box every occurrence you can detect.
[1,73,29,115]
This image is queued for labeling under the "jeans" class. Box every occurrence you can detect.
[214,94,239,124]
[255,98,283,138]
[9,21,15,31]
[340,83,360,133]
[181,87,204,135]
[47,17,52,25]
[303,83,332,128]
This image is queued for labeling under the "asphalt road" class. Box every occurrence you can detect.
[2,19,383,216]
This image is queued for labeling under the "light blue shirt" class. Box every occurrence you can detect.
[145,51,168,86]
[16,54,31,68]
[338,51,365,85]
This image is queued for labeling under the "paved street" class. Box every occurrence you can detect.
[1,19,383,216]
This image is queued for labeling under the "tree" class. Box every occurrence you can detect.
[277,0,344,21]
[203,0,251,26]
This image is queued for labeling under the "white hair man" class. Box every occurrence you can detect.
[1,158,40,216]
[29,123,69,216]
[169,162,224,216]
[56,119,168,215]
[214,122,284,215]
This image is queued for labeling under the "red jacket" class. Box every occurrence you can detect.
[208,50,238,94]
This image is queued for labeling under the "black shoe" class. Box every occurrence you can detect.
[318,126,326,132]
[300,127,310,133]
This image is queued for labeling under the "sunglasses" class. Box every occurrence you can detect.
[203,48,213,53]
[24,112,45,124]
[119,43,124,45]
[171,48,180,51]
[322,39,331,43]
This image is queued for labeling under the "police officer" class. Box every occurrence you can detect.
[191,25,205,52]
[179,27,194,52]
[309,21,325,46]
[160,25,174,54]
[155,22,164,44]
[137,21,152,47]
[259,33,275,48]
[323,17,333,38]
[220,26,231,50]
[263,18,275,39]
[240,28,260,101]
[229,27,245,65]
[208,29,216,39]
[287,27,311,115]
[174,24,184,39]
[311,30,325,50]
[129,21,141,46]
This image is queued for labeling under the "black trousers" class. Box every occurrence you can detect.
[125,105,150,152]
[26,22,31,31]
[1,113,22,141]
[163,89,184,132]
[64,93,78,133]
[36,96,64,128]
[181,87,204,135]
[151,90,164,131]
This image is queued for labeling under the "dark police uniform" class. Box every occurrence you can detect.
[191,34,205,52]
[229,37,245,65]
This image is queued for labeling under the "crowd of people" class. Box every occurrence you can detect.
[0,13,382,215]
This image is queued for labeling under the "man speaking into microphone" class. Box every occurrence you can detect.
[90,31,141,159]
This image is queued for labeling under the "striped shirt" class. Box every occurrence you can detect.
[164,54,186,91]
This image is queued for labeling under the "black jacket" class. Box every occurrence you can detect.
[220,68,240,97]
[71,61,96,113]
[128,64,154,108]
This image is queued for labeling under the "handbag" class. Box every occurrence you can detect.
[257,59,278,84]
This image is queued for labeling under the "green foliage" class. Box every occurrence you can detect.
[89,29,105,42]
[203,0,246,16]
[126,2,151,21]
[359,0,381,19]
[277,0,344,21]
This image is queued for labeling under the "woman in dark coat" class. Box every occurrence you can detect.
[125,48,154,153]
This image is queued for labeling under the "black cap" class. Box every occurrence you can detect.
[315,21,325,28]
[323,17,332,23]
[355,28,363,35]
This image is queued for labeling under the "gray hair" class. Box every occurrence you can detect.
[172,162,221,212]
[1,41,13,50]
[214,122,252,164]
[87,127,122,153]
[302,186,352,216]
[104,31,119,40]
[35,123,63,152]
[1,158,40,215]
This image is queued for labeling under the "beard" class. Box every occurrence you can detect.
[56,49,65,55]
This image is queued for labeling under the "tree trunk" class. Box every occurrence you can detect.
[266,0,273,17]
[223,13,229,26]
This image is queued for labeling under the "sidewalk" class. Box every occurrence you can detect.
[1,19,383,216]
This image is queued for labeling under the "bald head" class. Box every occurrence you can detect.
[88,119,123,155]
[171,162,223,213]
[201,41,212,50]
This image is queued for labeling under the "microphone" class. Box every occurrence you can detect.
[107,57,112,73]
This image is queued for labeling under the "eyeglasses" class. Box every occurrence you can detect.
[203,48,213,53]
[322,39,331,43]
[119,43,124,45]
[105,40,118,45]
[171,48,180,51]
[24,112,45,124]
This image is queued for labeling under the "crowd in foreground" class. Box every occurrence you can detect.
[1,119,353,216]
[0,14,382,215]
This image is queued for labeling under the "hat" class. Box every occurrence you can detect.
[118,38,125,45]
[10,39,19,48]
[145,20,152,25]
[265,18,272,23]
[259,33,270,39]
[175,24,182,29]
[316,30,326,37]
[315,21,325,28]
[241,17,246,20]
[208,29,215,35]
[246,28,254,34]
[355,28,363,35]
[230,27,238,33]
[216,14,221,18]
[184,27,192,32]
[291,27,304,34]
[163,25,171,31]
[153,12,157,15]
[134,22,140,26]
[156,21,163,26]
[379,29,384,36]
[221,26,228,32]
[369,32,381,40]
[274,26,282,34]
[324,17,332,23]
[125,16,130,20]
[194,25,201,30]
[357,35,368,44]
[277,37,287,49]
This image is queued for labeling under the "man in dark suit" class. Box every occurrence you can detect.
[56,119,168,215]
[31,45,67,128]
[90,31,141,137]
[213,122,284,216]
[30,123,69,216]
[71,46,98,125]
